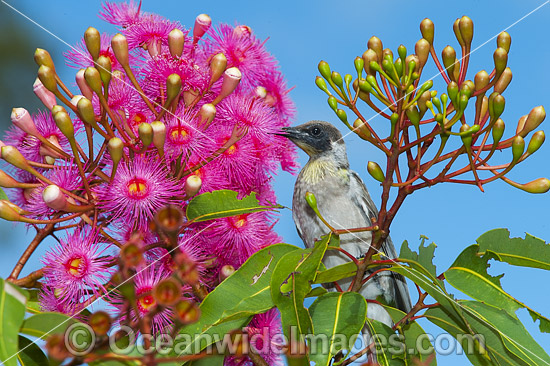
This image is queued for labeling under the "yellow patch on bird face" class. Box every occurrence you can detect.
[302,159,349,184]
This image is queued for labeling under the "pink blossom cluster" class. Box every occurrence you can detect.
[1,2,294,365]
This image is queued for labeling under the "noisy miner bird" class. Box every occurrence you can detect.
[281,120,411,344]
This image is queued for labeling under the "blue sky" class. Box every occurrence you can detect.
[1,0,549,364]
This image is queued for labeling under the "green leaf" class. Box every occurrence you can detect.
[306,286,328,298]
[0,278,28,366]
[383,306,436,365]
[477,228,550,270]
[446,244,550,333]
[309,292,366,366]
[399,237,437,277]
[271,234,331,346]
[314,261,357,285]
[175,243,299,356]
[363,318,405,366]
[25,290,42,314]
[0,188,8,201]
[186,190,281,223]
[186,355,225,366]
[20,312,80,338]
[17,336,48,366]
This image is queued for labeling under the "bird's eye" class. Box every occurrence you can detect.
[310,127,321,136]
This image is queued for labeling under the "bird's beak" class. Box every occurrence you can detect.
[275,127,303,140]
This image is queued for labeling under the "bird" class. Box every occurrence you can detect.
[280,120,412,348]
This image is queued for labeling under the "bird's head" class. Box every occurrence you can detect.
[280,120,347,160]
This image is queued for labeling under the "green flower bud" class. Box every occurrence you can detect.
[89,311,111,337]
[331,71,343,88]
[519,106,546,137]
[154,278,182,306]
[460,124,472,148]
[0,200,25,222]
[453,18,465,47]
[492,118,505,143]
[497,31,511,53]
[77,97,98,128]
[494,67,512,94]
[417,80,433,97]
[397,44,407,61]
[138,122,153,147]
[315,76,329,94]
[108,137,123,168]
[369,61,381,74]
[474,70,490,91]
[417,90,432,116]
[382,59,393,76]
[168,28,185,58]
[354,56,364,76]
[460,82,473,100]
[394,58,403,77]
[420,18,434,45]
[96,55,112,87]
[367,36,383,62]
[415,38,430,67]
[0,169,23,189]
[327,96,338,111]
[405,55,418,75]
[210,53,228,84]
[480,96,489,120]
[442,46,456,73]
[512,135,525,162]
[516,115,528,136]
[37,65,57,93]
[344,74,353,87]
[51,105,66,116]
[362,49,378,76]
[336,109,348,124]
[516,178,550,194]
[353,119,372,140]
[488,93,505,120]
[111,33,129,67]
[527,131,545,154]
[151,121,167,152]
[1,146,31,171]
[458,16,474,47]
[53,111,75,139]
[84,67,102,95]
[382,48,393,61]
[318,60,331,80]
[431,96,441,113]
[406,105,421,127]
[493,47,508,78]
[305,191,318,211]
[358,79,373,94]
[34,48,55,71]
[367,161,385,182]
[166,73,182,102]
[84,27,101,61]
[458,94,469,111]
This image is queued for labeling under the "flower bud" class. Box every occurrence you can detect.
[361,50,377,76]
[474,70,490,91]
[415,38,430,68]
[138,123,153,147]
[458,16,474,47]
[405,55,418,75]
[255,86,267,99]
[354,56,364,75]
[175,300,200,324]
[108,137,123,168]
[447,81,459,106]
[367,36,383,63]
[84,67,103,95]
[519,106,545,137]
[406,106,421,127]
[327,95,338,111]
[155,205,184,237]
[168,28,185,58]
[77,97,99,129]
[151,121,167,151]
[493,47,508,78]
[96,55,112,87]
[488,93,505,121]
[453,18,464,47]
[84,27,101,61]
[527,131,545,154]
[0,170,23,188]
[198,103,216,128]
[497,31,511,53]
[11,108,40,137]
[304,191,318,212]
[70,95,85,107]
[34,50,56,80]
[516,115,527,136]
[111,33,129,67]
[1,146,31,171]
[515,178,550,194]
[315,76,329,94]
[460,124,473,149]
[512,136,525,162]
[37,65,57,93]
[53,111,75,139]
[420,18,434,45]
[51,105,66,116]
[89,311,111,336]
[174,253,199,285]
[492,118,505,143]
[318,60,331,80]
[76,69,94,100]
[42,185,68,211]
[193,14,211,42]
[358,80,372,94]
[46,334,70,362]
[417,90,432,116]
[335,109,347,124]
[210,53,227,84]
[330,71,343,88]
[184,175,202,198]
[33,78,56,110]
[154,278,182,306]
[494,67,512,94]
[353,119,372,140]
[120,241,144,268]
[219,264,235,282]
[442,46,456,74]
[166,73,182,104]
[367,161,385,182]
[213,67,241,105]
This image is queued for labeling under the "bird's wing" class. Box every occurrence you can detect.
[349,171,413,313]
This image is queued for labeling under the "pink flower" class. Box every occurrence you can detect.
[96,154,181,229]
[41,228,113,310]
[99,1,142,27]
[254,71,296,121]
[123,14,184,52]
